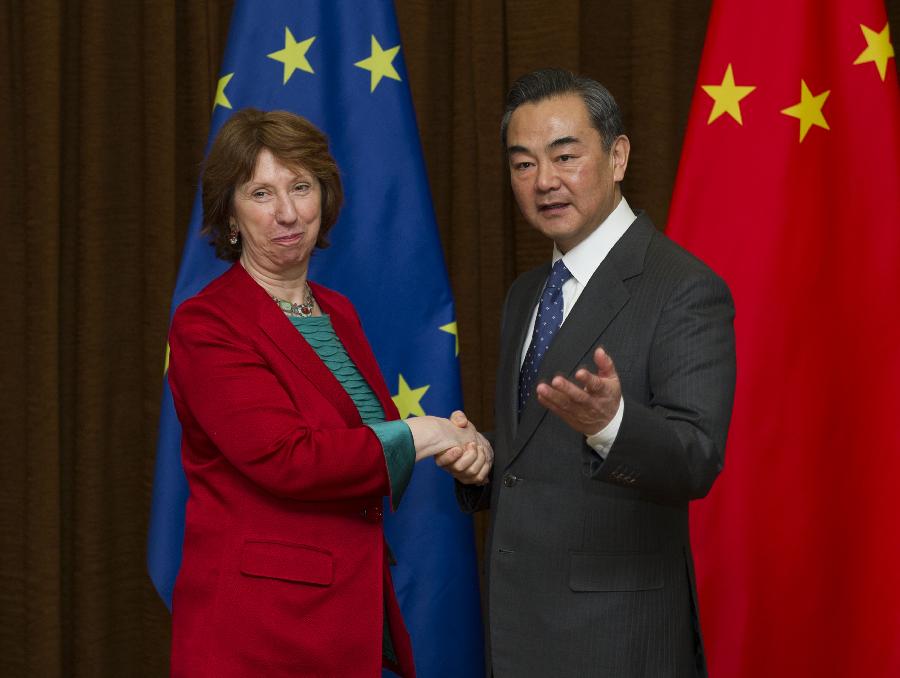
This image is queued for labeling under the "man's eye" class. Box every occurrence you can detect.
[514,161,533,170]
[559,154,574,162]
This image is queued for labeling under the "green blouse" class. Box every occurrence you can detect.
[288,314,414,508]
[289,314,413,666]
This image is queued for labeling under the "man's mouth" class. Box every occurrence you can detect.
[538,202,569,213]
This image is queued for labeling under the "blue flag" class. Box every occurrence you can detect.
[146,2,485,675]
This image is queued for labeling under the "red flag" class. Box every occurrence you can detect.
[667,0,900,675]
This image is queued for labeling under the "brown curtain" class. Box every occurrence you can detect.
[2,1,897,675]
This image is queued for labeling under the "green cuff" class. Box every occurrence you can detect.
[368,420,415,510]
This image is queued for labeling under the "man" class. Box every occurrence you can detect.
[440,68,736,677]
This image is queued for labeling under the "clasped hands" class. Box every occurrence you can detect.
[407,348,620,486]
[406,412,492,486]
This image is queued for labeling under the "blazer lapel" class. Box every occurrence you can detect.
[314,284,401,422]
[227,265,364,428]
[509,213,654,462]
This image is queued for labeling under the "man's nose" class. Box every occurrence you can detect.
[535,162,560,191]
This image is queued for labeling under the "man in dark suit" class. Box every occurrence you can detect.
[441,69,736,677]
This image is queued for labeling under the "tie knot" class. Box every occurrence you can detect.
[547,259,572,290]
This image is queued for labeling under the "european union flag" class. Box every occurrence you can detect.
[147,2,485,675]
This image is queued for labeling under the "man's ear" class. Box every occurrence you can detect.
[610,135,630,182]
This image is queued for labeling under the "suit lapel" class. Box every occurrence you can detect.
[507,214,654,463]
[226,265,364,428]
[496,266,548,451]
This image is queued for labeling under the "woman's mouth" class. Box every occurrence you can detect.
[273,232,303,244]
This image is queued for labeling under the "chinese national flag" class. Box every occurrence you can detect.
[666,0,900,675]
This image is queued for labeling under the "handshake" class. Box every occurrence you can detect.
[405,412,492,486]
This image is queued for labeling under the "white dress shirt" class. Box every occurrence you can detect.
[519,197,636,459]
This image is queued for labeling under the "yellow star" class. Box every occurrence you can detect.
[213,73,234,110]
[267,27,316,84]
[780,80,830,142]
[439,322,459,356]
[853,22,895,81]
[354,35,402,92]
[392,374,429,419]
[164,343,170,374]
[701,64,756,125]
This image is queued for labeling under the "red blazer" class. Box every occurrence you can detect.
[167,263,415,678]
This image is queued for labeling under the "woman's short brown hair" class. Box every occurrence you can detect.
[201,108,344,261]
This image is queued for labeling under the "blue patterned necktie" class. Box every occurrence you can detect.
[518,259,573,414]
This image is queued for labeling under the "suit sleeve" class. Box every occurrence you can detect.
[454,282,516,516]
[453,277,526,514]
[168,299,400,503]
[454,422,496,512]
[592,269,736,503]
[454,472,492,513]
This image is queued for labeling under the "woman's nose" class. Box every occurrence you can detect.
[273,193,298,223]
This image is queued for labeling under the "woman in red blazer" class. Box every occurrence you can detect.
[167,109,491,677]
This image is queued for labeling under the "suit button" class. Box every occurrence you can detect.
[502,474,519,487]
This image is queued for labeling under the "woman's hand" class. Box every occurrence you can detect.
[434,411,493,486]
[406,415,478,461]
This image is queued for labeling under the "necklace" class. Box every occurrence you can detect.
[271,283,315,318]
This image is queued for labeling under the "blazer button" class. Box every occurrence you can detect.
[502,474,519,487]
[361,506,384,523]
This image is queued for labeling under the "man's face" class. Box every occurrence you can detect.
[506,93,629,253]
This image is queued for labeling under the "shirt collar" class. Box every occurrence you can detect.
[552,197,637,286]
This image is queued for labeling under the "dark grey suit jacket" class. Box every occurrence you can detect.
[459,212,736,678]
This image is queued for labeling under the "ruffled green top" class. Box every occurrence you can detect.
[288,314,414,508]
[290,314,413,666]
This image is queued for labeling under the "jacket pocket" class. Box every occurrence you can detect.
[569,551,663,592]
[239,539,333,586]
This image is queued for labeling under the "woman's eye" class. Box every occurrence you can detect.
[294,183,310,192]
[252,190,268,199]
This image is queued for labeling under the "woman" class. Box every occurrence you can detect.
[167,108,490,677]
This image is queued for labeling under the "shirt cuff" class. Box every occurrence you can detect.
[585,396,624,460]
[367,420,415,510]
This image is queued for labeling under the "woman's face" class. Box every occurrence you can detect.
[231,148,322,276]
